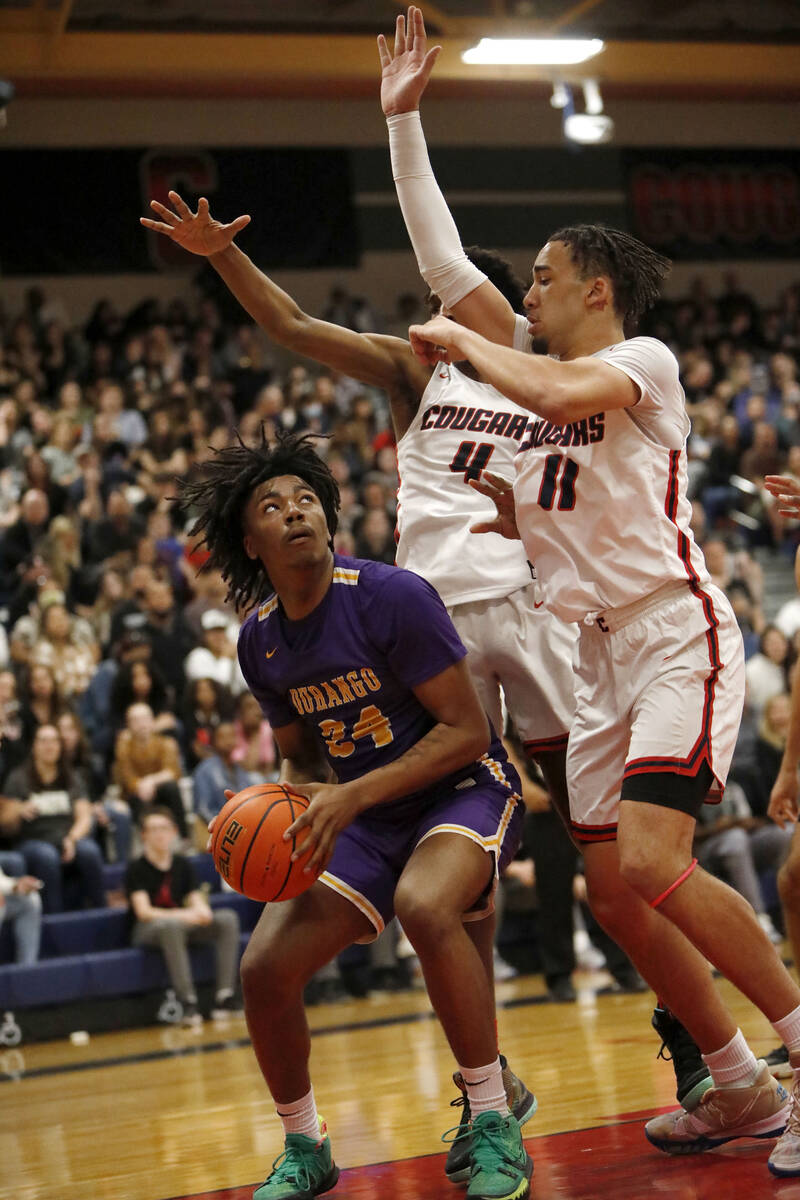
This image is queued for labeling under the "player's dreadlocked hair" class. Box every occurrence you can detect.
[548,225,671,325]
[426,246,526,316]
[177,428,340,612]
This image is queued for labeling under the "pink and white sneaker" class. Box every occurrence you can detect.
[645,1061,789,1155]
[769,1052,800,1176]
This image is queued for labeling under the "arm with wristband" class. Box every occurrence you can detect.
[378,6,517,345]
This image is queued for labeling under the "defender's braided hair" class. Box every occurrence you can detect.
[548,225,671,325]
[177,428,340,611]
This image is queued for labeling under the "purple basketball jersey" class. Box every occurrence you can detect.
[237,556,518,813]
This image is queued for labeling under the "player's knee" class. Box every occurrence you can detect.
[584,878,628,939]
[394,885,455,949]
[240,936,297,1002]
[616,843,676,901]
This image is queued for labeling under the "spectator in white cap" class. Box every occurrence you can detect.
[184,609,246,695]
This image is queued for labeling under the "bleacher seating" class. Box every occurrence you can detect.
[0,853,263,1013]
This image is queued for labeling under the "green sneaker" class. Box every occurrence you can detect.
[253,1120,339,1199]
[466,1111,533,1200]
[444,1056,537,1183]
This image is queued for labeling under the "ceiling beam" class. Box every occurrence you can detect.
[0,27,797,100]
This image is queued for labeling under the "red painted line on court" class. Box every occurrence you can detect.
[167,1111,791,1199]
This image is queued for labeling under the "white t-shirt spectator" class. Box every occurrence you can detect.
[744,653,786,713]
[184,647,247,695]
[775,597,800,641]
[184,609,246,694]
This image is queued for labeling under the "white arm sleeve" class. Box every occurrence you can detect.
[387,111,487,308]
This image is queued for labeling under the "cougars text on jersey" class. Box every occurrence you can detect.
[520,413,605,452]
[420,403,531,442]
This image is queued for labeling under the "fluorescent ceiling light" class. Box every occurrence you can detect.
[462,38,604,66]
[564,112,615,144]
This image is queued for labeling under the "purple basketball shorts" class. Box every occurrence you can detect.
[319,778,524,942]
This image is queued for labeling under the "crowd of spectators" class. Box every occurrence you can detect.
[0,267,798,991]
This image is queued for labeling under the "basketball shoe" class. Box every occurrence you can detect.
[769,1051,800,1176]
[211,991,244,1021]
[443,1055,537,1183]
[253,1118,339,1199]
[463,1110,533,1199]
[651,1006,712,1111]
[644,1061,789,1155]
[180,1003,203,1029]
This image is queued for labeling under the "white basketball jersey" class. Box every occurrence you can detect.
[514,336,710,624]
[396,322,535,606]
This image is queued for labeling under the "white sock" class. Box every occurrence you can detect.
[772,1003,800,1056]
[276,1086,320,1140]
[702,1029,760,1089]
[460,1057,509,1119]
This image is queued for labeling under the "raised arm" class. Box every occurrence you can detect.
[378,6,517,346]
[141,191,429,435]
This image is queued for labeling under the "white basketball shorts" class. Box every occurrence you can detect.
[567,580,745,843]
[448,582,575,754]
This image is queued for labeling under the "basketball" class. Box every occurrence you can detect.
[211,783,319,903]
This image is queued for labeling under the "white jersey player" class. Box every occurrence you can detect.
[397,311,575,763]
[380,8,739,834]
[381,8,800,1176]
[405,224,798,1176]
[509,333,744,841]
[514,336,708,623]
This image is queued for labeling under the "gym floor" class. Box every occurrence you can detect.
[1,969,792,1200]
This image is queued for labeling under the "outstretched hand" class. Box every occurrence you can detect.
[378,5,441,117]
[765,475,800,517]
[469,472,521,541]
[140,190,251,257]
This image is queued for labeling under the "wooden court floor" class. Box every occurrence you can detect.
[1,968,797,1200]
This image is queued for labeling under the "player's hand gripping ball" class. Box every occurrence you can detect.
[211,784,320,902]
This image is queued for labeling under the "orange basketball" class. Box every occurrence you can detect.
[211,783,319,903]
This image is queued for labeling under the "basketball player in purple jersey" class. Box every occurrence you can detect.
[141,194,550,1181]
[179,431,532,1200]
